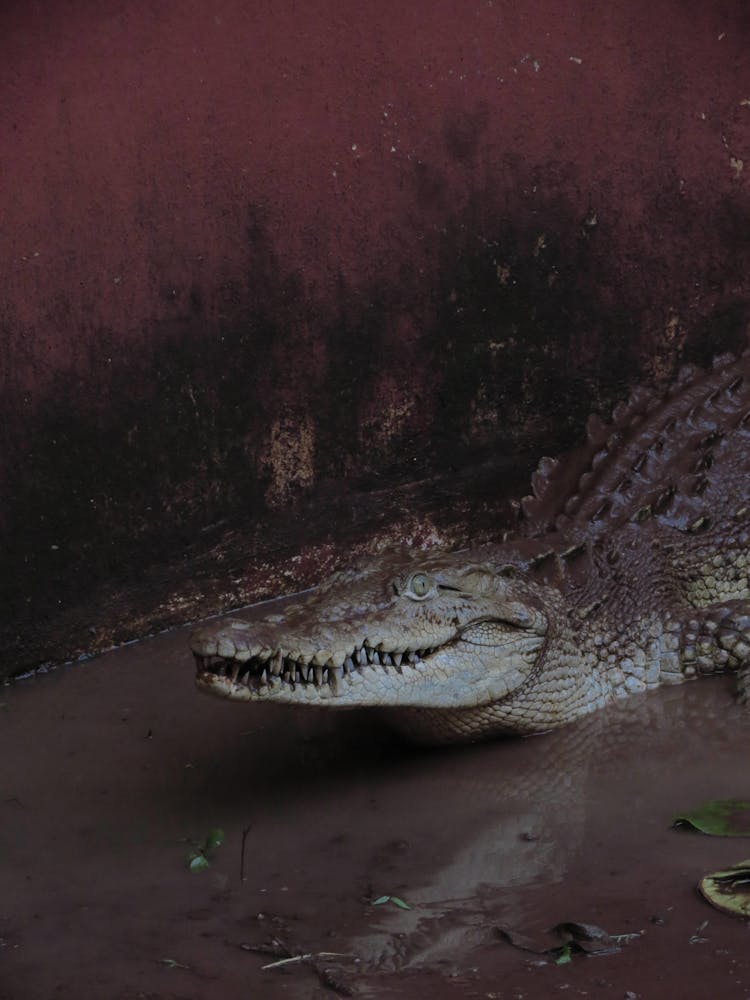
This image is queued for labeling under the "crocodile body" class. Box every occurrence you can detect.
[191,351,750,743]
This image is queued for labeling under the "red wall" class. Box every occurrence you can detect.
[2,1,750,673]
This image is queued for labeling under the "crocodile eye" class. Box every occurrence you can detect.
[408,572,432,598]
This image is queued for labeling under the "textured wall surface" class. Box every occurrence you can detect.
[2,1,749,675]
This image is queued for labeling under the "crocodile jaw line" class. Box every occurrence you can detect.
[194,622,545,709]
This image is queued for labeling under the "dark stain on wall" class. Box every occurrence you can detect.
[431,189,631,463]
[443,104,491,164]
[5,170,749,676]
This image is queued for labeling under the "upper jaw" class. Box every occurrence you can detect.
[192,626,447,703]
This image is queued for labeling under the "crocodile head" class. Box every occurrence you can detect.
[191,546,549,713]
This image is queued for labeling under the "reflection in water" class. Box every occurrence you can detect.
[305,685,740,978]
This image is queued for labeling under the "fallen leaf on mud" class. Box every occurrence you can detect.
[188,854,210,873]
[204,828,225,850]
[673,799,750,836]
[698,859,750,918]
[391,897,411,910]
[186,827,226,872]
[372,894,411,909]
[496,921,624,962]
[552,922,622,955]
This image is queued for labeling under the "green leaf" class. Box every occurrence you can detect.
[390,896,411,910]
[184,827,225,872]
[555,944,573,965]
[698,859,750,918]
[204,828,225,851]
[188,853,210,873]
[372,894,411,909]
[673,799,750,836]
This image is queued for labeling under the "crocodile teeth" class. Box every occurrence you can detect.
[197,637,427,693]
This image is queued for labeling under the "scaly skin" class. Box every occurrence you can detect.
[191,351,750,743]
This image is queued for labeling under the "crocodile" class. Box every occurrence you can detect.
[191,350,750,743]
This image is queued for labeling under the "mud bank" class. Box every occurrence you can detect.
[1,614,749,999]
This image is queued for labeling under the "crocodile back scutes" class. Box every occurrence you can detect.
[520,349,750,540]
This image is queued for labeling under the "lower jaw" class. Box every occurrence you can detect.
[196,672,255,701]
[195,670,338,703]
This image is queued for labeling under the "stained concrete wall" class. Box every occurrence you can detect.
[2,0,749,675]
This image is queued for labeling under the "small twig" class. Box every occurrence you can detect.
[239,933,357,996]
[157,957,191,970]
[262,953,311,970]
[240,823,252,881]
[262,951,350,970]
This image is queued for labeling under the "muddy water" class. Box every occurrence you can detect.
[1,617,749,999]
